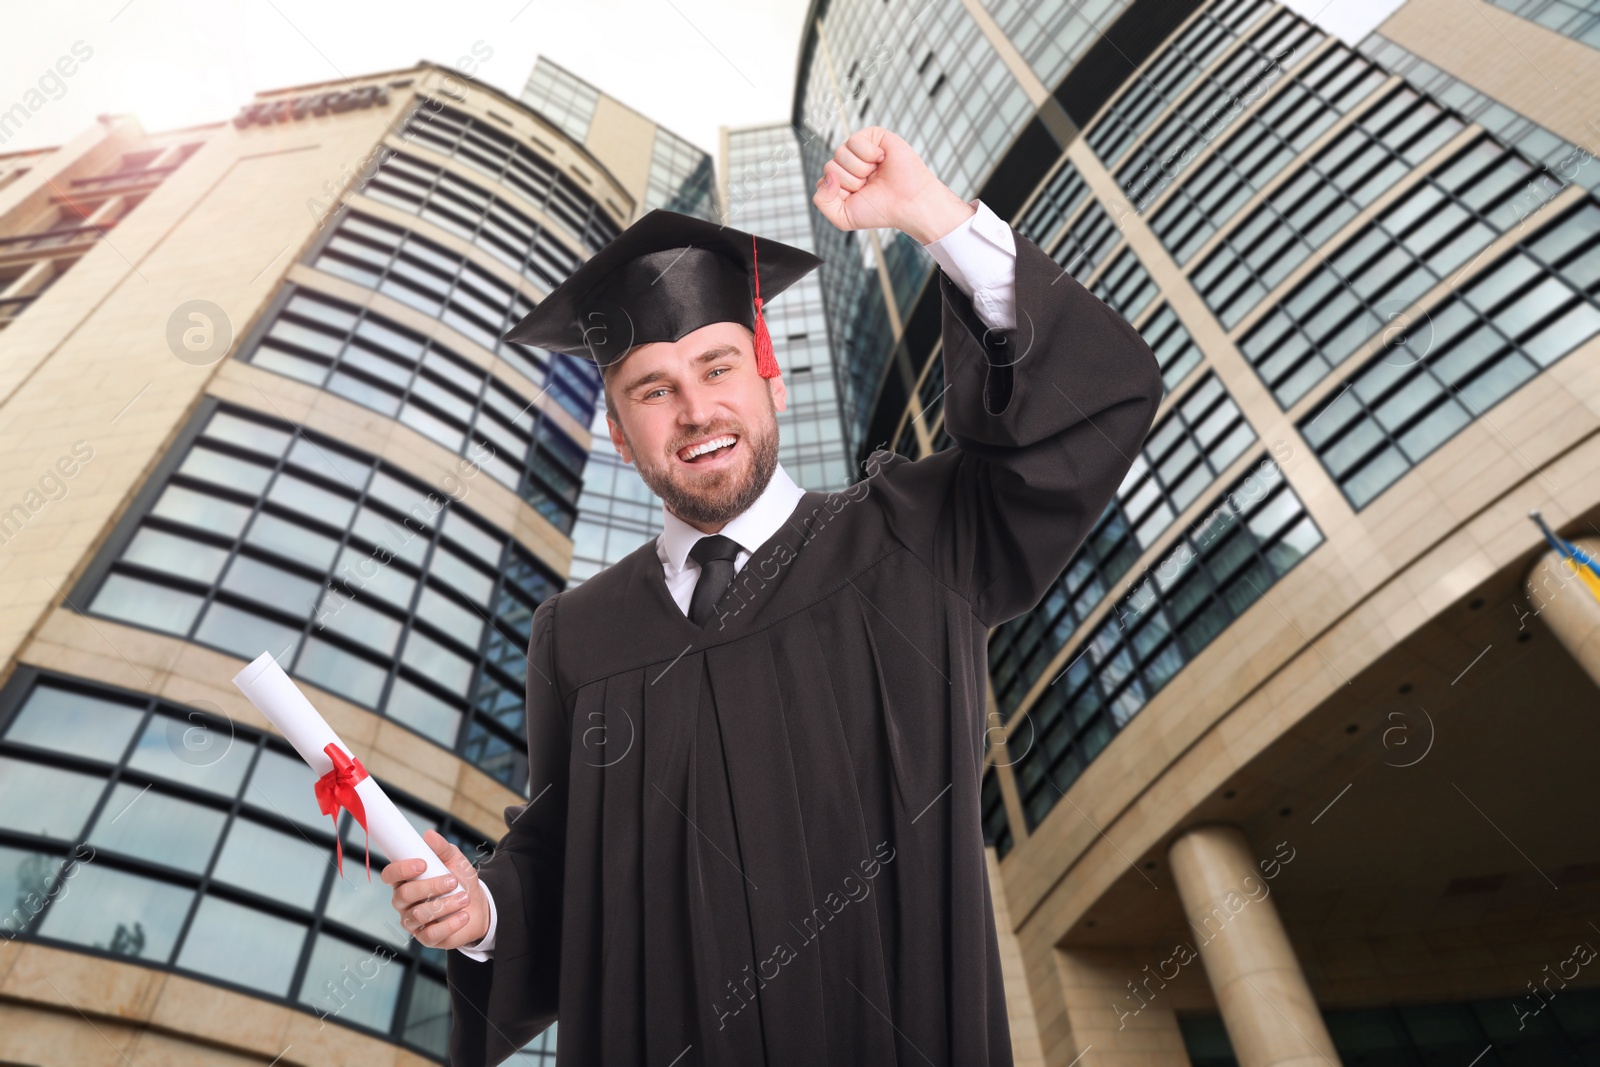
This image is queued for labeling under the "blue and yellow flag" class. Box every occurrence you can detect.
[1530,510,1600,604]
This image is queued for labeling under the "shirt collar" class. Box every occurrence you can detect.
[657,462,807,575]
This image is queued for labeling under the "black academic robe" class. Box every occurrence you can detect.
[445,221,1165,1066]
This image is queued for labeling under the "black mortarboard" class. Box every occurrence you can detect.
[501,208,823,378]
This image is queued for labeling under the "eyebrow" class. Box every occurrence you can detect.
[621,343,743,396]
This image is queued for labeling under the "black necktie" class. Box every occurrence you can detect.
[687,534,743,626]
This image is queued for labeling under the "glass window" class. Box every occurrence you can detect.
[245,511,340,571]
[150,485,251,538]
[350,507,429,569]
[0,758,105,839]
[441,508,502,566]
[403,973,451,1058]
[294,637,389,707]
[203,412,292,456]
[999,460,1320,825]
[322,862,409,948]
[86,783,226,874]
[428,545,493,605]
[209,815,330,910]
[1301,202,1600,507]
[415,587,484,650]
[89,400,555,788]
[1525,302,1600,365]
[333,543,418,609]
[176,447,274,494]
[286,293,359,332]
[410,375,475,425]
[4,684,144,761]
[400,630,475,696]
[1,669,504,1024]
[125,711,250,797]
[287,438,372,494]
[88,573,203,635]
[253,345,330,386]
[267,474,356,527]
[270,319,345,358]
[342,345,416,389]
[221,554,322,611]
[193,601,303,664]
[298,931,405,1032]
[245,747,328,831]
[315,592,404,655]
[398,402,463,451]
[38,863,194,961]
[175,894,306,995]
[356,318,424,361]
[386,677,462,747]
[328,377,401,424]
[122,527,229,584]
[243,268,587,525]
[0,846,66,937]
[366,470,433,518]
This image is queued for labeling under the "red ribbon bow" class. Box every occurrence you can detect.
[314,742,372,881]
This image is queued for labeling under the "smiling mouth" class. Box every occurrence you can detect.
[677,433,740,465]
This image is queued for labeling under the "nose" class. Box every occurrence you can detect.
[674,377,719,429]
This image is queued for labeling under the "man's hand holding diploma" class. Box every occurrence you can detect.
[384,829,492,950]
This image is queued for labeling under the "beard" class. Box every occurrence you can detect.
[621,391,780,528]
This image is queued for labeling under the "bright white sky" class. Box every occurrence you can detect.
[0,0,814,163]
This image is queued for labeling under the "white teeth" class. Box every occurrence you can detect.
[681,435,736,460]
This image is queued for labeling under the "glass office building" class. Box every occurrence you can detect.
[542,63,853,586]
[0,62,646,1066]
[795,0,1600,1062]
[522,57,722,584]
[725,123,853,492]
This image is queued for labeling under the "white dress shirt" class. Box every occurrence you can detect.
[656,461,808,615]
[456,197,1018,962]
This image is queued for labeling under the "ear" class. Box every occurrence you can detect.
[607,413,632,463]
[767,372,787,414]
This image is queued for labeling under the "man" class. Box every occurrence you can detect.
[384,126,1163,1066]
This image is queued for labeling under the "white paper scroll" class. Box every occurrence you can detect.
[231,650,450,880]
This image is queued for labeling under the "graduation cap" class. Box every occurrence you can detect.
[501,208,823,378]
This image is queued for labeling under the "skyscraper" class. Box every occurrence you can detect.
[520,57,723,585]
[795,0,1600,1063]
[723,122,853,492]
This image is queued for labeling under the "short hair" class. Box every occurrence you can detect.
[600,349,635,425]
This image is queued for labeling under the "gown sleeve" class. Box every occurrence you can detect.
[445,592,568,1066]
[868,224,1165,629]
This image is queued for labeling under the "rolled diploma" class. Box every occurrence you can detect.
[231,650,450,880]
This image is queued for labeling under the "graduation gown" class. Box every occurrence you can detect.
[444,221,1165,1066]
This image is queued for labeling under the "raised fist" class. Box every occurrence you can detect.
[812,126,973,243]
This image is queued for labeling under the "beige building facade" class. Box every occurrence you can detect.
[0,62,651,1065]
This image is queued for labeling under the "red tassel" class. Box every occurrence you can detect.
[752,234,779,378]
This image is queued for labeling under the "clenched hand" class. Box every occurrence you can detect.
[812,125,975,244]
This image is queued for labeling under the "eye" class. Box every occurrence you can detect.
[644,387,669,399]
[708,367,729,379]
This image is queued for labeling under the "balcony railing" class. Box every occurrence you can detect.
[68,164,180,194]
[0,224,108,253]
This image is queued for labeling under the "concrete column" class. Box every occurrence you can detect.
[1051,946,1193,1066]
[985,847,1048,1067]
[1526,536,1600,689]
[1167,824,1340,1067]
